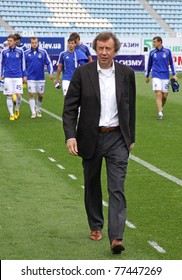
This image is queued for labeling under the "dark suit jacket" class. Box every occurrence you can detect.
[63,60,136,159]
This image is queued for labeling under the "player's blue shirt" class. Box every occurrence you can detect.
[18,43,27,52]
[0,46,26,78]
[75,43,91,58]
[58,50,88,81]
[146,46,176,79]
[24,47,53,80]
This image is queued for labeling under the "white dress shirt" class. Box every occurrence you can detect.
[97,61,119,127]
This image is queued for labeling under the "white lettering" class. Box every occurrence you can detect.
[118,60,142,66]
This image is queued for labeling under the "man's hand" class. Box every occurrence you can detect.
[130,143,135,151]
[145,77,149,83]
[66,138,78,156]
[173,75,178,81]
[49,74,53,80]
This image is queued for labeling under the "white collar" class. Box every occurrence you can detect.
[97,60,115,73]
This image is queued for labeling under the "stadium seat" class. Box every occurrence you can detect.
[1,0,181,37]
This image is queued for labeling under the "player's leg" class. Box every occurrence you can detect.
[36,81,45,117]
[152,78,163,120]
[3,78,14,120]
[15,93,22,119]
[162,92,168,107]
[62,80,70,97]
[14,78,23,119]
[161,79,169,109]
[155,90,163,114]
[7,95,14,120]
[27,81,36,118]
[36,94,43,117]
[29,92,36,118]
[12,93,17,105]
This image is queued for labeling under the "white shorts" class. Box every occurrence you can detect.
[152,78,169,93]
[27,80,45,94]
[62,80,70,96]
[3,78,23,95]
[0,80,4,92]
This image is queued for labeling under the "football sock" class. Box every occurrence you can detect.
[36,100,42,112]
[7,96,14,116]
[15,96,22,110]
[29,98,36,114]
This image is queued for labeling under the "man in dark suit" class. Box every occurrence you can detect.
[62,32,136,254]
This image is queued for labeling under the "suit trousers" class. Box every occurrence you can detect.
[82,130,129,242]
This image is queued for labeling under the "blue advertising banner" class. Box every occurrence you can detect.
[92,55,145,71]
[115,55,145,71]
[50,55,145,72]
[50,55,59,71]
[0,36,144,72]
[0,37,65,55]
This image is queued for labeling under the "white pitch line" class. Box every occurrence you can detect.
[38,149,45,153]
[130,154,182,187]
[125,220,137,229]
[148,241,166,253]
[22,98,62,121]
[68,174,77,180]
[57,164,65,170]
[48,157,56,162]
[0,148,43,152]
[102,200,108,207]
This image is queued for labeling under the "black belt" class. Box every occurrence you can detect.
[99,126,120,133]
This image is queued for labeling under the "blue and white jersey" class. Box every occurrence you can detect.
[146,46,176,79]
[24,47,53,80]
[0,46,26,78]
[75,43,91,58]
[58,50,77,81]
[57,50,88,81]
[18,43,27,52]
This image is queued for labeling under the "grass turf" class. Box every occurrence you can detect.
[0,73,181,259]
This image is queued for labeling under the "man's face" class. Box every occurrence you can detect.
[15,39,20,46]
[76,37,80,45]
[67,40,76,52]
[96,38,116,69]
[153,39,162,49]
[8,38,16,48]
[30,39,39,49]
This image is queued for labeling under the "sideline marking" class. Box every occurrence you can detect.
[48,157,56,162]
[22,98,62,121]
[68,174,77,180]
[148,241,166,253]
[57,164,65,170]
[130,155,182,187]
[125,220,137,229]
[102,200,108,207]
[38,149,45,153]
[0,148,43,152]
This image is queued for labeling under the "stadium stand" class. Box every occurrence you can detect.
[0,0,181,37]
[148,0,182,34]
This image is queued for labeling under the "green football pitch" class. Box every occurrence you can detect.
[0,73,181,260]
